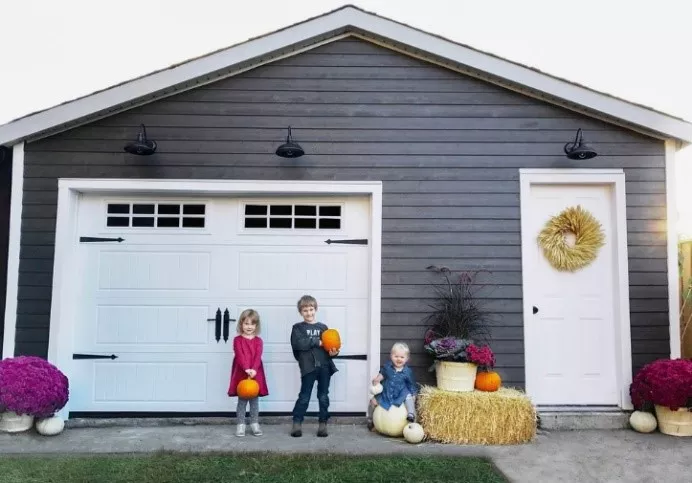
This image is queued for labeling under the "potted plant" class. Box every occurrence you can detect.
[629,358,692,436]
[422,266,494,391]
[0,356,69,433]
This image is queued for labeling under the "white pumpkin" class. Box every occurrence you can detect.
[403,422,425,444]
[35,416,65,436]
[629,411,657,433]
[372,404,408,437]
[369,383,383,396]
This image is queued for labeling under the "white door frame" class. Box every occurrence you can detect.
[519,169,633,409]
[47,178,383,418]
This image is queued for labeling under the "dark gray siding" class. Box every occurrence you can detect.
[18,39,668,387]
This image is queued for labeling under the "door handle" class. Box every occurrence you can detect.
[223,309,235,343]
[207,308,222,342]
[532,306,539,315]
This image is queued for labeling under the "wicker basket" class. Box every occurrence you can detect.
[435,361,477,392]
[0,411,34,433]
[655,405,692,437]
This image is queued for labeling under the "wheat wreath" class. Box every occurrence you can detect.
[537,205,605,272]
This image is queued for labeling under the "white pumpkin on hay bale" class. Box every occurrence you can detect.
[418,385,537,445]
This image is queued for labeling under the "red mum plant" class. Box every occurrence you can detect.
[629,358,692,412]
[465,343,496,372]
[0,356,70,418]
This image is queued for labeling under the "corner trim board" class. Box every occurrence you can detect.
[1,142,24,359]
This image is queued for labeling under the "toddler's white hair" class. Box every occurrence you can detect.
[390,342,410,356]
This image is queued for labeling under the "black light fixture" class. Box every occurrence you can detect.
[124,124,157,156]
[564,128,597,160]
[275,126,304,158]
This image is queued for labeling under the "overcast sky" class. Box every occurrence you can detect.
[1,0,691,224]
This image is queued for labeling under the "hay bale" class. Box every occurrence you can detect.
[417,385,537,445]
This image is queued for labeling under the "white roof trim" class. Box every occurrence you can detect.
[1,5,691,146]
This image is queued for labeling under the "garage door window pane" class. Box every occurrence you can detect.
[295,218,317,229]
[182,217,205,228]
[245,205,267,215]
[132,217,155,227]
[157,217,180,228]
[158,204,180,215]
[245,217,267,228]
[107,216,129,227]
[133,204,155,214]
[269,217,292,228]
[107,204,130,214]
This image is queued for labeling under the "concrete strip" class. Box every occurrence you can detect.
[1,425,691,482]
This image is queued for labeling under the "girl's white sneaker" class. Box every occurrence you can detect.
[250,423,263,436]
[235,424,246,437]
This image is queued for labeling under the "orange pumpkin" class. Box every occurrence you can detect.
[475,371,501,392]
[321,328,341,352]
[237,378,260,399]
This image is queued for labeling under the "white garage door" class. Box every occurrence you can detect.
[69,194,371,413]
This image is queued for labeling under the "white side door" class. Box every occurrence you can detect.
[523,184,619,405]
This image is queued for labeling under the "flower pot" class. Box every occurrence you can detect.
[0,411,34,433]
[654,405,692,437]
[435,361,477,392]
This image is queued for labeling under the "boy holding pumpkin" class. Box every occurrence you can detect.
[290,295,340,437]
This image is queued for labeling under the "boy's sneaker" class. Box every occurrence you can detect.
[317,421,328,437]
[406,413,415,423]
[235,424,246,437]
[290,422,302,437]
[250,423,263,436]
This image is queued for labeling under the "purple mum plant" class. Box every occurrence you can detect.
[0,356,69,418]
[629,358,692,412]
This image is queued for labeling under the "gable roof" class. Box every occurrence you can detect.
[1,5,691,146]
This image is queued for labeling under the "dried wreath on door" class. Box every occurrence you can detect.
[537,205,605,272]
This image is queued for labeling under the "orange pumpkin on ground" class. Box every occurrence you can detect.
[237,378,260,399]
[321,329,341,352]
[475,371,501,392]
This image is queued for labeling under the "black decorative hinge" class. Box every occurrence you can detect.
[80,236,125,243]
[73,353,118,360]
[208,308,222,342]
[223,309,234,343]
[324,239,368,245]
[333,354,367,360]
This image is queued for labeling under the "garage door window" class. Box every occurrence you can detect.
[244,204,341,230]
[106,203,206,228]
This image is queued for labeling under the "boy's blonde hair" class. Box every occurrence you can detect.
[236,309,261,335]
[297,294,318,311]
[391,342,410,357]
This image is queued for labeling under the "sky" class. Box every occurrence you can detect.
[1,0,691,228]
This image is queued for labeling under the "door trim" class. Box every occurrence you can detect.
[519,169,632,409]
[48,179,383,417]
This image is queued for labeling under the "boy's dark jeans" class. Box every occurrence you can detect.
[292,365,331,423]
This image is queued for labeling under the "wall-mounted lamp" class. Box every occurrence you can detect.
[124,124,157,156]
[564,128,597,160]
[275,126,304,158]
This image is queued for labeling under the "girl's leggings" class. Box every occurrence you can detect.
[237,397,259,424]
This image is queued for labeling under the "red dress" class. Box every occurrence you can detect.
[227,335,269,397]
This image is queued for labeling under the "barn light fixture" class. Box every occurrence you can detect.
[124,124,157,156]
[564,128,597,160]
[275,126,305,158]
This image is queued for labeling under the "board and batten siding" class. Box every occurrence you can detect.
[17,38,668,388]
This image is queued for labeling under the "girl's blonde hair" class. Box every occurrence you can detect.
[236,309,261,335]
[391,342,410,357]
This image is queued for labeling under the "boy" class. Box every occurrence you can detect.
[290,295,339,437]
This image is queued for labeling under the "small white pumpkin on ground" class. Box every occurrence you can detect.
[403,422,425,444]
[373,404,408,437]
[629,410,657,433]
[35,415,65,436]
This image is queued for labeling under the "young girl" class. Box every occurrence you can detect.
[367,342,418,431]
[227,309,269,437]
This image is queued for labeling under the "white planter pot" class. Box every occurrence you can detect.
[655,405,692,437]
[0,411,35,433]
[435,361,478,392]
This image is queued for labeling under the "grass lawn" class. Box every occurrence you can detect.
[0,453,507,483]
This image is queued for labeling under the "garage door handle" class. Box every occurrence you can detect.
[208,308,222,342]
[334,354,367,360]
[223,309,235,343]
